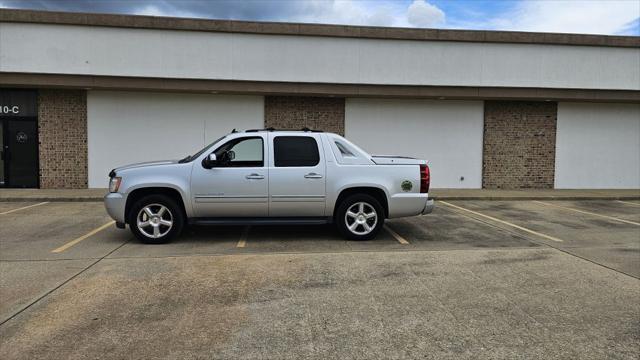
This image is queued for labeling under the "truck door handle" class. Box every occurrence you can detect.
[245,173,265,180]
[304,172,323,179]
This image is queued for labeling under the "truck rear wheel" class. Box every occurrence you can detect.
[336,194,384,240]
[128,194,184,244]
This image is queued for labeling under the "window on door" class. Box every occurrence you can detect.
[274,136,320,167]
[213,137,263,167]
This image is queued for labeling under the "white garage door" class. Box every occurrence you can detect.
[345,99,484,188]
[87,91,263,188]
[555,102,640,189]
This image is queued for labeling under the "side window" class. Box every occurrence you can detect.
[274,136,320,167]
[335,141,355,157]
[214,137,263,167]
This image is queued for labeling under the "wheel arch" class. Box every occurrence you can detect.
[125,187,187,224]
[334,186,389,219]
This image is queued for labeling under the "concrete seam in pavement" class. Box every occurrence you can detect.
[0,257,102,262]
[0,240,130,327]
[102,246,542,261]
[0,246,558,264]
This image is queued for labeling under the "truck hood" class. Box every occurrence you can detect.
[371,155,427,165]
[113,160,178,173]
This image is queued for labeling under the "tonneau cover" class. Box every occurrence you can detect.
[371,155,427,165]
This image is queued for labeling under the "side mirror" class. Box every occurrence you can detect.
[202,153,217,169]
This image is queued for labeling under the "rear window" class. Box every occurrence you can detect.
[274,136,320,167]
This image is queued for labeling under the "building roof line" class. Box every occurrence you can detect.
[2,72,639,103]
[0,9,638,48]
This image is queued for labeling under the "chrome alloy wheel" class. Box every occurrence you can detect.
[344,202,378,235]
[137,204,173,239]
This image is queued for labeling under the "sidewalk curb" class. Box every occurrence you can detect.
[0,197,105,202]
[1,196,639,202]
[430,196,640,201]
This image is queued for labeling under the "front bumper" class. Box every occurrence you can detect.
[422,199,435,215]
[104,192,127,224]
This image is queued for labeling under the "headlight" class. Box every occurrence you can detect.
[109,177,122,193]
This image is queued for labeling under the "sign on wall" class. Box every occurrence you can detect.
[0,89,38,117]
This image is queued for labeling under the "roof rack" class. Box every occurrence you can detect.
[244,127,324,133]
[300,127,324,132]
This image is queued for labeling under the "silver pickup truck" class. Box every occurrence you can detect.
[105,129,433,243]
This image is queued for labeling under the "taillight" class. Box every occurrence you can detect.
[420,164,430,193]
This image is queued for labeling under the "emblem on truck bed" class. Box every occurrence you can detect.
[401,180,413,192]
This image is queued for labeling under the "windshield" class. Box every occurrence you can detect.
[178,136,226,163]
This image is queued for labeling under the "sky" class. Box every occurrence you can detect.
[0,0,638,36]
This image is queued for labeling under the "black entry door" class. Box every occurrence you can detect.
[6,119,38,188]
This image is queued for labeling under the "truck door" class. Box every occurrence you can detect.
[268,133,326,217]
[191,135,268,217]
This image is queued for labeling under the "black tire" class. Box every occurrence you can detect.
[336,193,384,240]
[128,194,184,244]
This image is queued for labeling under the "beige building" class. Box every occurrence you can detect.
[0,9,639,189]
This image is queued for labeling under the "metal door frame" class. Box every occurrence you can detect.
[0,116,40,188]
[0,118,6,187]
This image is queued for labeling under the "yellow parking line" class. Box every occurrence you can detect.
[0,202,49,215]
[440,201,564,242]
[237,226,250,248]
[51,221,115,253]
[616,200,640,207]
[384,225,410,245]
[534,201,640,226]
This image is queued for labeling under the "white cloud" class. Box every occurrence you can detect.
[281,0,445,28]
[407,0,445,28]
[294,0,401,27]
[2,0,634,35]
[483,0,640,35]
[133,4,197,18]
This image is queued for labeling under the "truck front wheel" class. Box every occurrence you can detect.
[336,194,384,240]
[128,194,184,244]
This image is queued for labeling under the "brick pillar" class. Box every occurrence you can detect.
[482,101,557,189]
[38,89,88,189]
[264,96,345,135]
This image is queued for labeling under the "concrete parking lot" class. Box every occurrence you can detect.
[0,199,639,359]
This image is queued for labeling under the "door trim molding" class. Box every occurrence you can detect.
[195,196,268,204]
[189,217,332,226]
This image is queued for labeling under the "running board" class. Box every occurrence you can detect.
[189,217,332,226]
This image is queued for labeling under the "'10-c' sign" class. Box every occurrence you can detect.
[0,105,20,115]
[0,90,37,117]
